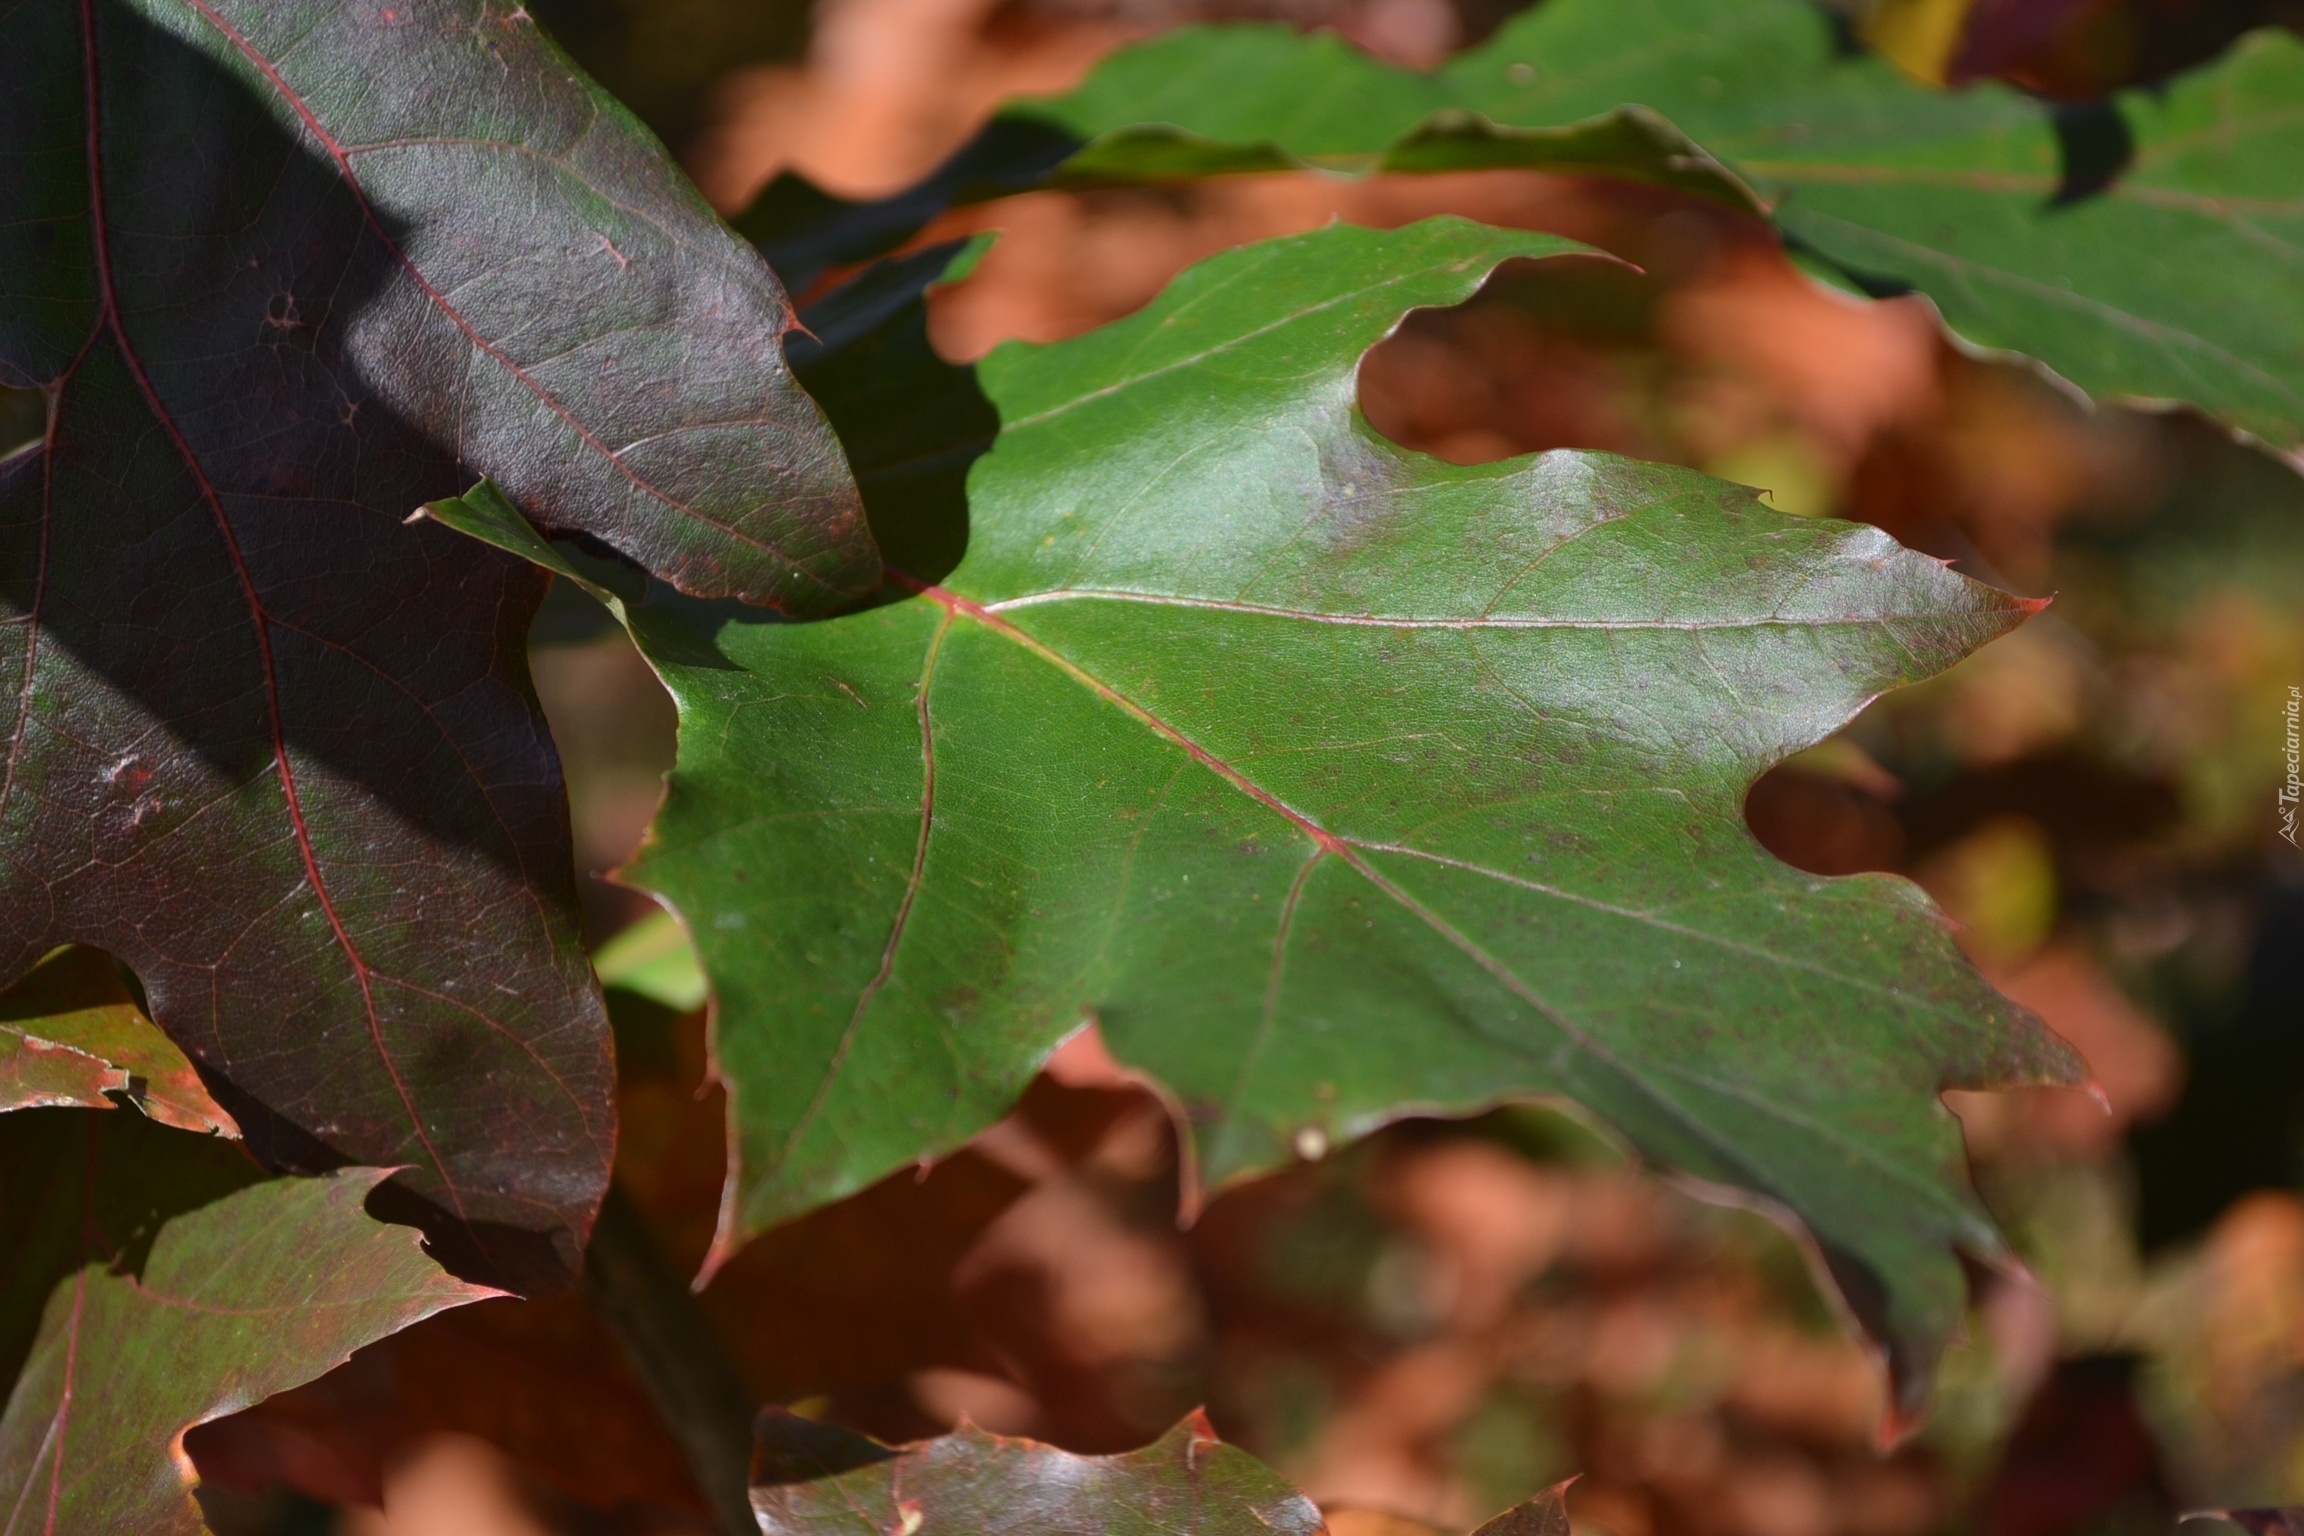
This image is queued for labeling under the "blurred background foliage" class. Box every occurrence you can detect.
[138,0,2304,1529]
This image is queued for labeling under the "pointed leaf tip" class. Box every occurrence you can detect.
[1468,1479,1575,1536]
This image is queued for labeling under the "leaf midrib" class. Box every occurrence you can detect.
[874,579,2007,1085]
[981,587,1989,628]
[905,580,1774,1204]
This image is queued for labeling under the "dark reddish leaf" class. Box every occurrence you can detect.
[749,1410,1328,1536]
[0,0,875,1268]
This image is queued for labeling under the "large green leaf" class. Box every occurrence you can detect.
[1014,0,2304,451]
[0,1110,488,1535]
[430,217,2079,1412]
[0,0,883,1272]
[748,1409,1325,1536]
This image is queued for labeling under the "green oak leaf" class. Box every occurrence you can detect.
[1048,106,1762,210]
[0,947,237,1135]
[749,1409,1325,1536]
[0,1110,488,1535]
[1036,26,1757,207]
[1035,23,1443,156]
[429,217,2081,1413]
[1014,0,2304,451]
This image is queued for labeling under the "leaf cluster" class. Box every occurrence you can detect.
[2,0,2295,1527]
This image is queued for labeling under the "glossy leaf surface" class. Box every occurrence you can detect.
[0,947,236,1134]
[435,217,2079,1409]
[0,1111,487,1535]
[1018,0,2304,449]
[749,1409,1326,1536]
[0,0,886,1264]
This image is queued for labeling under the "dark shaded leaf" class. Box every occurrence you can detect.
[733,119,1084,295]
[751,1409,895,1486]
[4,0,873,607]
[0,0,880,1266]
[786,241,1000,586]
[1015,1,2304,450]
[0,1110,488,1535]
[749,1410,1326,1536]
[0,946,237,1135]
[2045,98,2135,205]
[429,216,2080,1414]
[1980,1354,2171,1533]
